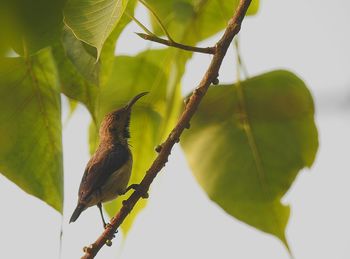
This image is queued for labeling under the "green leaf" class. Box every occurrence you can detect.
[181,70,318,247]
[89,51,169,234]
[146,0,259,44]
[0,49,63,212]
[54,4,135,116]
[0,8,12,56]
[135,48,189,140]
[61,27,100,85]
[52,32,99,116]
[64,0,129,59]
[3,0,65,55]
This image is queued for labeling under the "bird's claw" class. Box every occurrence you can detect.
[104,223,118,237]
[125,184,149,199]
[133,185,149,199]
[104,223,111,229]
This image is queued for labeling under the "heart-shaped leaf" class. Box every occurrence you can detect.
[64,0,129,59]
[0,50,63,212]
[54,5,135,117]
[181,70,318,248]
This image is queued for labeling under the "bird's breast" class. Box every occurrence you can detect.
[99,156,133,203]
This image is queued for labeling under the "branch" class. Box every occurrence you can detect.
[135,32,216,55]
[81,0,252,258]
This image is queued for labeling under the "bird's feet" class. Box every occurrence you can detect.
[104,223,119,234]
[123,184,149,199]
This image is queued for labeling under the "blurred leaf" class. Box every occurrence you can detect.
[53,4,135,116]
[64,98,79,124]
[99,0,137,86]
[52,33,98,116]
[3,0,65,55]
[135,48,189,139]
[61,27,100,85]
[0,7,12,56]
[181,70,318,247]
[68,99,78,115]
[89,51,169,234]
[146,0,259,44]
[64,0,129,58]
[0,49,63,212]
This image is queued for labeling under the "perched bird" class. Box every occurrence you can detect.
[69,92,148,227]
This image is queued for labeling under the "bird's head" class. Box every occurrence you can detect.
[99,92,148,143]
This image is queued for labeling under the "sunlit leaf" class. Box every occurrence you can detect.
[64,0,129,58]
[146,0,259,44]
[181,70,318,248]
[0,49,63,212]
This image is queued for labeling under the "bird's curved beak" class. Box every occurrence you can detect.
[125,92,149,110]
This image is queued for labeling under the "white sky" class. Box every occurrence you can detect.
[1,0,350,258]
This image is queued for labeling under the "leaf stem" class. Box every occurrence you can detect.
[128,1,215,54]
[136,32,216,54]
[138,0,174,42]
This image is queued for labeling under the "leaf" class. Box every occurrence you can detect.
[3,0,65,55]
[52,33,99,116]
[181,70,318,247]
[135,48,189,140]
[89,51,169,234]
[61,27,100,85]
[53,3,135,116]
[64,0,129,59]
[146,0,259,45]
[0,49,63,212]
[0,8,12,56]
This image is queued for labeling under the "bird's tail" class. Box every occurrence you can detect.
[69,203,85,223]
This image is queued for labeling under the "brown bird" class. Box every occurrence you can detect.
[69,92,148,227]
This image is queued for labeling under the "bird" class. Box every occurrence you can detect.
[69,92,148,228]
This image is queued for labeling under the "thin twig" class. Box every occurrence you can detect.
[138,0,174,42]
[81,1,252,258]
[130,1,215,55]
[126,12,157,37]
[136,32,216,54]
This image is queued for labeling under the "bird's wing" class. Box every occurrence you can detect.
[78,143,130,202]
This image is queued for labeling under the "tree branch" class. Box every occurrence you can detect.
[81,0,252,258]
[135,33,216,55]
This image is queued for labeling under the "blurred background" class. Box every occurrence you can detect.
[1,0,349,258]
